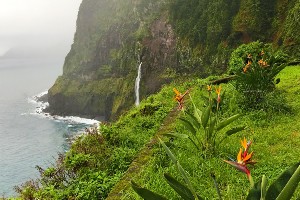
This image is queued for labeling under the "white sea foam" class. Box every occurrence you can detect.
[27,91,100,126]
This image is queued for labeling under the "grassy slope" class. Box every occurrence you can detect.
[120,65,300,199]
[11,66,300,199]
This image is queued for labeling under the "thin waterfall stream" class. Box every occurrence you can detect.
[135,62,142,106]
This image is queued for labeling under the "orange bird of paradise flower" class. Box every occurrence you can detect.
[243,60,252,73]
[224,138,256,179]
[215,85,222,103]
[207,85,212,93]
[173,88,189,110]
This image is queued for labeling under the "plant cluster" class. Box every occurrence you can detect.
[228,42,288,108]
[132,64,300,199]
[171,85,245,155]
[133,138,300,200]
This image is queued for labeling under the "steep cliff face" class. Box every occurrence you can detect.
[47,0,174,120]
[47,0,299,120]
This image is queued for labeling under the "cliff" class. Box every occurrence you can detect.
[47,0,300,120]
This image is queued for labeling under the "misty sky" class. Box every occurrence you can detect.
[0,0,82,57]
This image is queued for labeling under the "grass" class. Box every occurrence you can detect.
[121,65,300,199]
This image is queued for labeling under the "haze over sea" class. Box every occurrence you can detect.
[0,57,97,196]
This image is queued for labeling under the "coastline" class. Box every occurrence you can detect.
[28,91,101,126]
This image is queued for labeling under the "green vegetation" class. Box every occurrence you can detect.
[10,0,300,199]
[14,86,176,199]
[122,65,300,199]
[228,41,288,108]
[48,0,300,121]
[13,64,300,199]
[172,85,245,155]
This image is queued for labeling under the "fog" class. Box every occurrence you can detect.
[0,0,82,58]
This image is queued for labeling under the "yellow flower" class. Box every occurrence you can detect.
[258,59,268,68]
[241,137,248,150]
[215,85,221,95]
[215,85,222,103]
[207,85,212,92]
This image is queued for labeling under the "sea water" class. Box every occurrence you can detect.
[0,58,98,196]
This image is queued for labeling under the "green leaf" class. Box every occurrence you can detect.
[158,137,177,164]
[261,175,268,200]
[216,114,241,131]
[162,133,189,139]
[186,111,201,129]
[179,118,197,136]
[159,138,199,200]
[276,164,300,200]
[266,162,300,199]
[131,181,167,200]
[246,178,262,200]
[176,163,200,200]
[208,118,216,138]
[201,105,211,128]
[194,108,202,125]
[225,126,246,136]
[164,173,195,200]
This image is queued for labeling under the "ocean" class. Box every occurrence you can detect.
[0,58,98,196]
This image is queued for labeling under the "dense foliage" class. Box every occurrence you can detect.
[14,87,175,199]
[228,42,288,108]
[47,0,300,121]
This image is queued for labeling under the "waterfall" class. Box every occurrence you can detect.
[135,62,142,106]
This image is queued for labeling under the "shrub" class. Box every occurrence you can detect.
[228,42,288,108]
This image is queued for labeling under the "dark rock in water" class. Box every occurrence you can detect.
[36,93,48,103]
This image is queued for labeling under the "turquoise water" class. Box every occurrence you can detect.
[0,58,97,196]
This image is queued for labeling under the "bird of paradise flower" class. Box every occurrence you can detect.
[224,138,256,187]
[173,88,189,110]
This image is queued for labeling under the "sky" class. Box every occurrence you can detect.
[0,0,82,57]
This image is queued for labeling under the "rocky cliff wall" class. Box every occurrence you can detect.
[47,0,300,121]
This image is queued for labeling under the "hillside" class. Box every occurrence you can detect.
[46,0,300,121]
[14,63,300,199]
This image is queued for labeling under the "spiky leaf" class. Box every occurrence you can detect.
[179,118,197,136]
[261,175,267,200]
[266,162,300,199]
[164,173,195,200]
[131,181,167,200]
[201,105,211,128]
[194,108,202,125]
[276,165,300,200]
[186,111,201,129]
[246,178,262,200]
[225,126,246,136]
[208,118,216,138]
[162,133,189,139]
[158,137,177,164]
[216,114,241,131]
